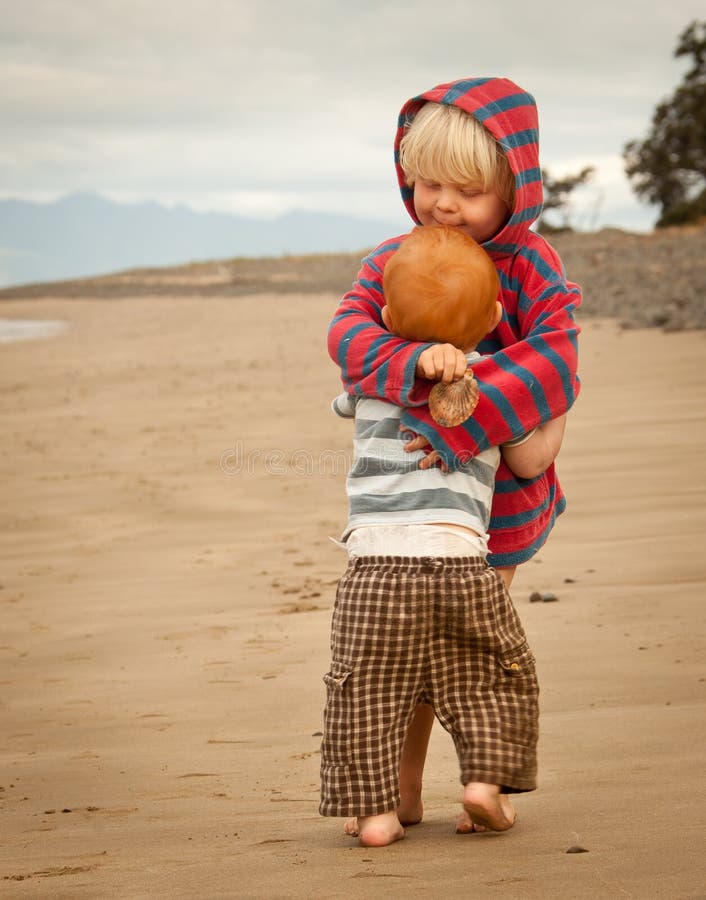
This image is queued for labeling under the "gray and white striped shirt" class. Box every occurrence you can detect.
[333,389,500,540]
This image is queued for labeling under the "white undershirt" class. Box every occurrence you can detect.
[340,522,489,558]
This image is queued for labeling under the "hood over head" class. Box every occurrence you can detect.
[394,77,543,257]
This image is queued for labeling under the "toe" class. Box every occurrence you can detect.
[343,817,359,837]
[455,811,485,834]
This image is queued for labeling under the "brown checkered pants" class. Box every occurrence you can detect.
[319,556,539,817]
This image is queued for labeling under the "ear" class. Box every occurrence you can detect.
[381,304,394,331]
[492,300,503,330]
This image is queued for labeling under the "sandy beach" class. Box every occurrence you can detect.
[1,288,705,899]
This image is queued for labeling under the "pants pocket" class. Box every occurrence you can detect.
[321,660,354,766]
[496,642,540,749]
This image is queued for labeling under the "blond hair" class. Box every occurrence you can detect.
[383,225,500,351]
[399,102,515,212]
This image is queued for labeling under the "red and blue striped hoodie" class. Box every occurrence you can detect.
[327,77,581,567]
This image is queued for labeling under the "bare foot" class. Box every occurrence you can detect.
[357,811,405,847]
[344,790,423,837]
[344,799,422,837]
[459,783,516,833]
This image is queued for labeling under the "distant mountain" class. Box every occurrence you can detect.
[0,192,406,288]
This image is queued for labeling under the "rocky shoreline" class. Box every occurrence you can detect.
[550,225,706,331]
[1,224,704,332]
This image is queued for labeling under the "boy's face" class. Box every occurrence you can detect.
[413,180,510,244]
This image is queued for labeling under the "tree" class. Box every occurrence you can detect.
[537,166,595,232]
[624,20,706,227]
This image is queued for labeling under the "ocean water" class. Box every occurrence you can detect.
[0,319,69,344]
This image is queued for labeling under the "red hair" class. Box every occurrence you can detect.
[383,225,500,350]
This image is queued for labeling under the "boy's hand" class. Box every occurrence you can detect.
[403,433,447,472]
[416,344,467,383]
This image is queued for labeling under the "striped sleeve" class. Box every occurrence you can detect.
[326,235,432,407]
[331,392,357,418]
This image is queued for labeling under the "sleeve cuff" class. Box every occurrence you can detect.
[501,428,537,448]
[331,393,357,418]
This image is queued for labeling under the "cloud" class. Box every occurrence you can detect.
[1,0,704,231]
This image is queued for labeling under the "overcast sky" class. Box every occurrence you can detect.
[2,0,704,233]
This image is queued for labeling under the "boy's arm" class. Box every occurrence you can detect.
[331,392,357,418]
[400,239,581,468]
[501,415,566,480]
[327,236,437,407]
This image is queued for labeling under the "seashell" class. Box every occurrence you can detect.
[428,369,479,427]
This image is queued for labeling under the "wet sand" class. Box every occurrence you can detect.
[1,293,704,898]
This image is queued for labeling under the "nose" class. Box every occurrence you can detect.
[436,186,458,212]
